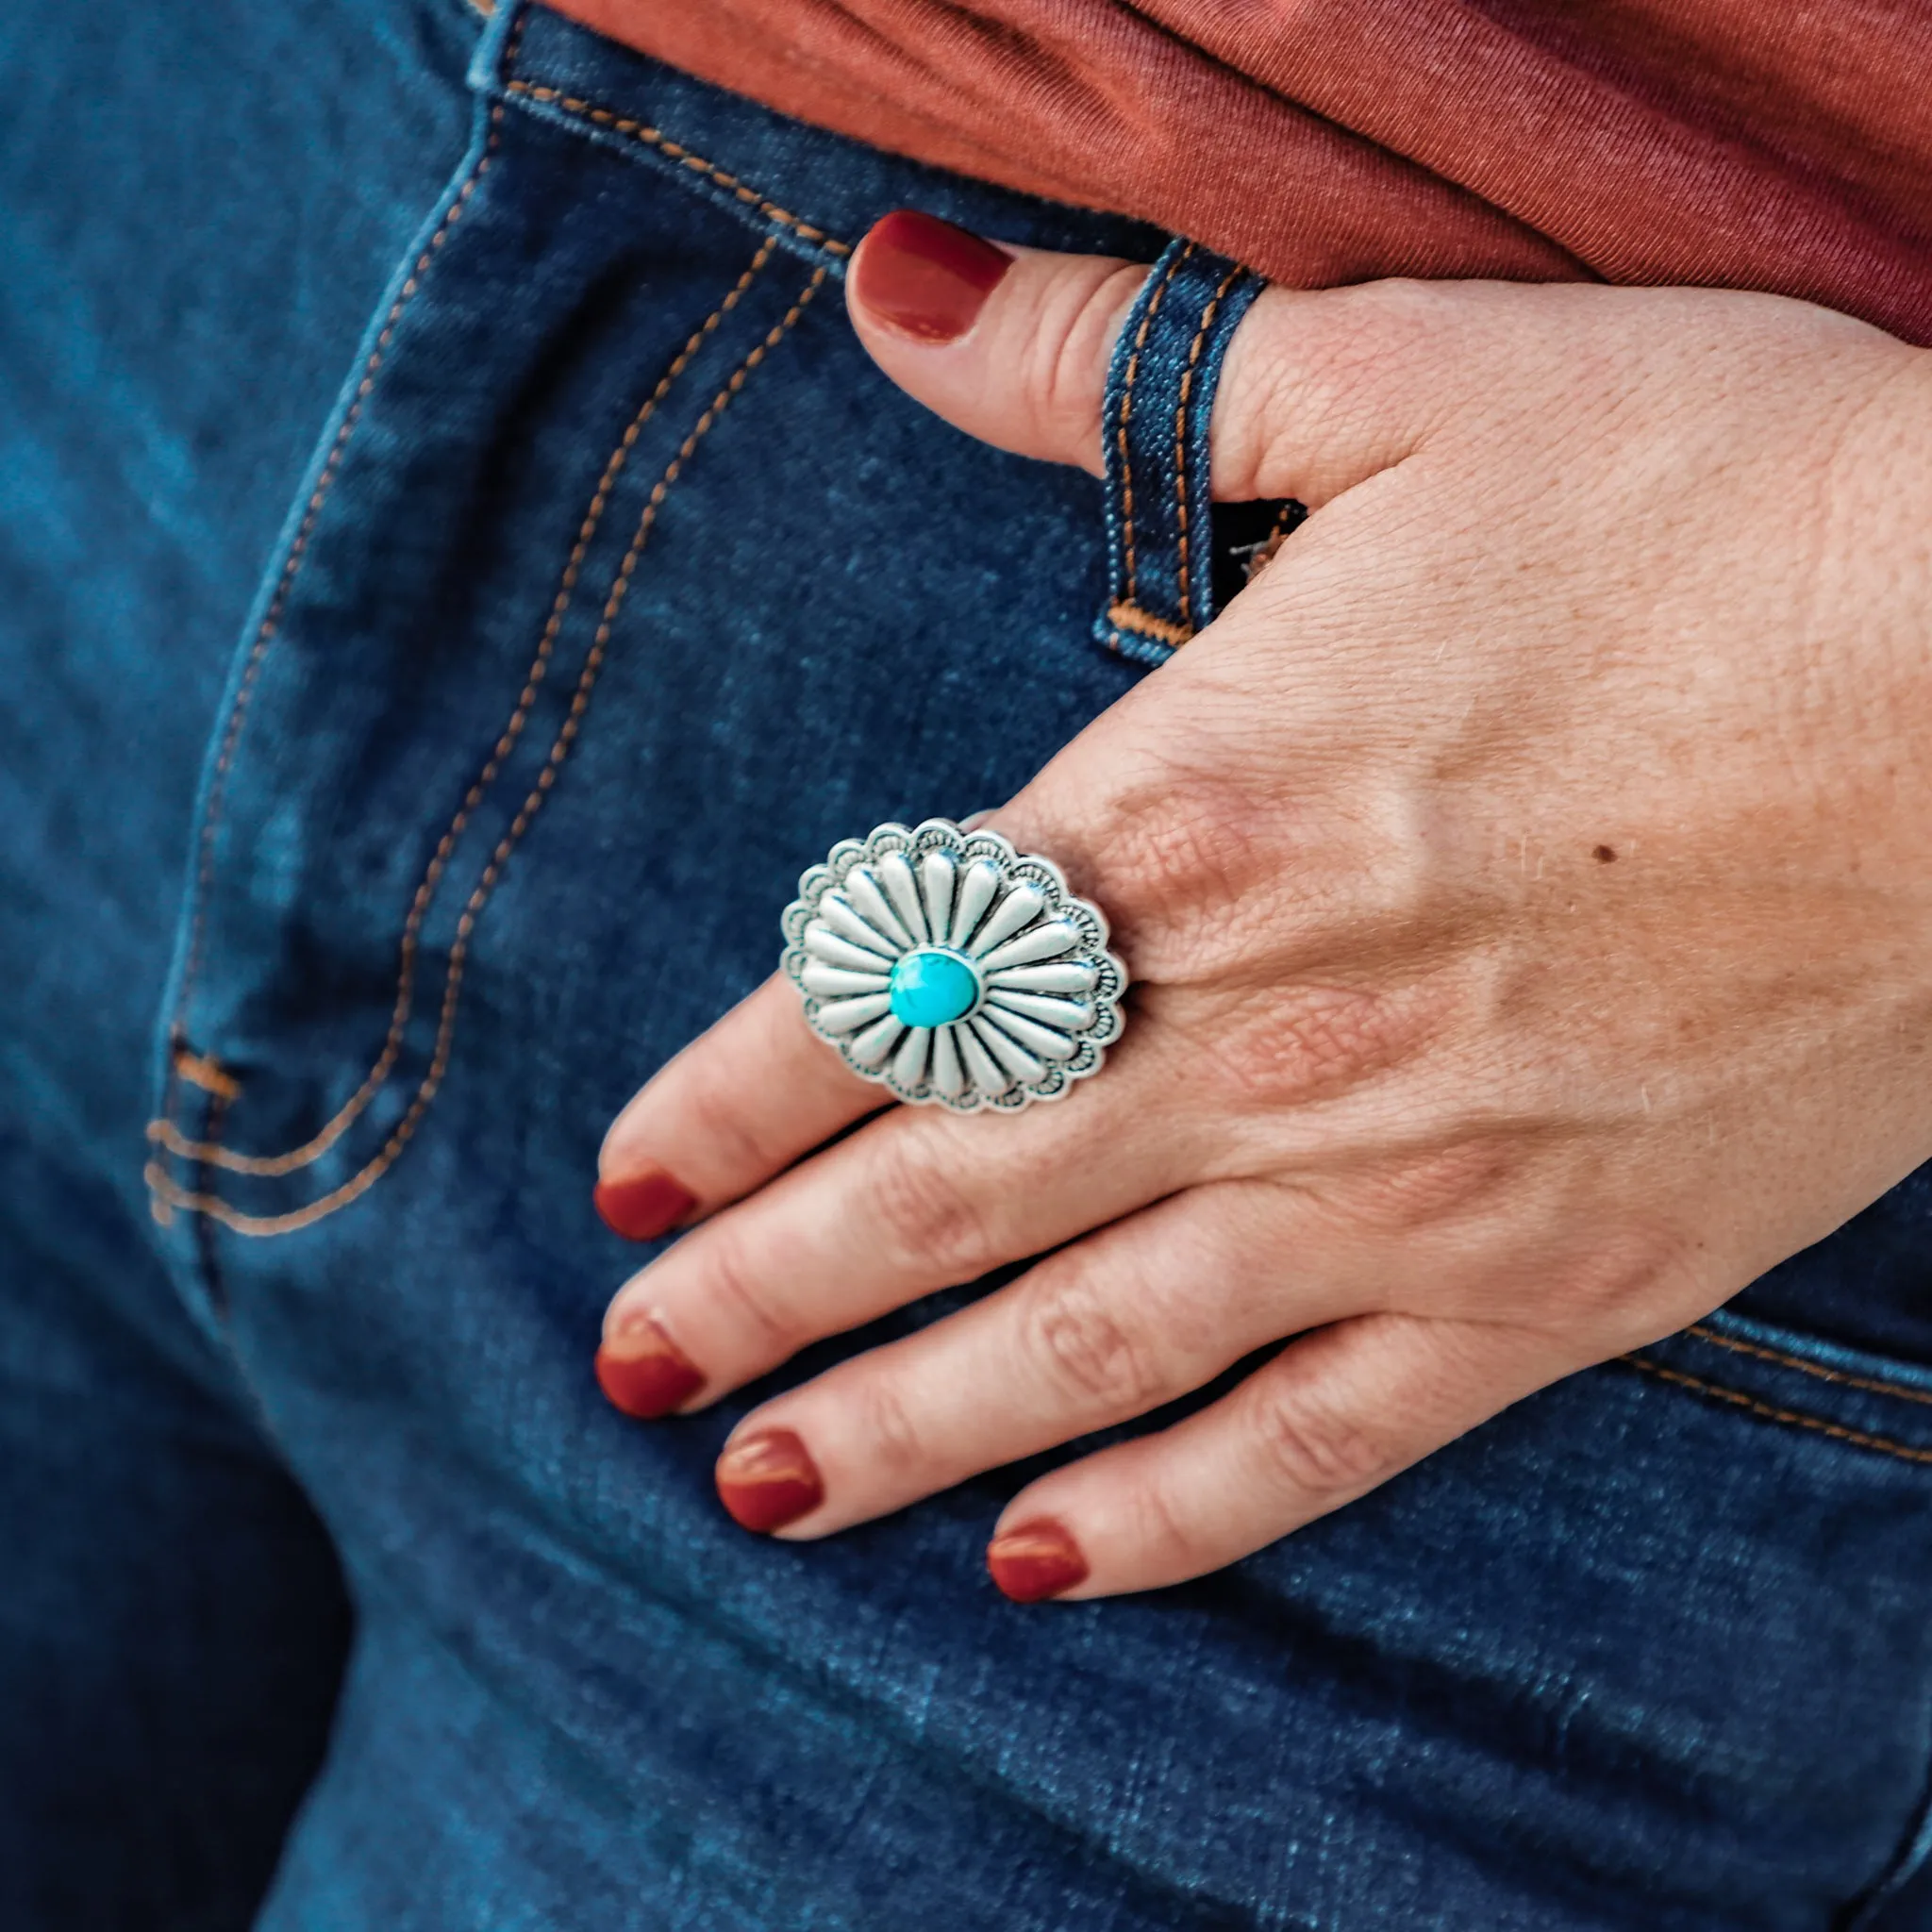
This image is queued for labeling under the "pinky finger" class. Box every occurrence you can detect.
[985,1313,1564,1602]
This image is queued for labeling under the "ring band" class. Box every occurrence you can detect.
[782,818,1127,1111]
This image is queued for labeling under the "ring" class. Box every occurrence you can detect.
[782,818,1127,1112]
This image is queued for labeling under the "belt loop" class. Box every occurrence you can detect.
[1094,239,1270,666]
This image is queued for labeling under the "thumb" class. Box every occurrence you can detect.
[845,209,1454,508]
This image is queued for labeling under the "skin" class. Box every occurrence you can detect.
[597,229,1932,1599]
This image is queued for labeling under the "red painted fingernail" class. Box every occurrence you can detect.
[988,1518,1089,1603]
[593,1167,697,1242]
[715,1428,824,1534]
[854,209,1011,343]
[595,1312,705,1419]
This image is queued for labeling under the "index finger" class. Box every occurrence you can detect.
[594,972,885,1241]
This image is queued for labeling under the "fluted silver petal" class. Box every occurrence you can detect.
[985,959,1098,994]
[813,992,894,1035]
[876,851,929,944]
[802,961,891,998]
[979,1006,1079,1060]
[816,892,902,959]
[891,1024,931,1091]
[967,881,1049,958]
[985,989,1095,1031]
[919,851,956,944]
[947,859,1001,949]
[957,1023,1012,1096]
[978,920,1080,972]
[931,1023,968,1099]
[970,1014,1044,1085]
[844,867,915,951]
[806,925,898,974]
[849,1012,907,1068]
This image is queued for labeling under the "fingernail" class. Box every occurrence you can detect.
[593,1167,697,1242]
[854,209,1011,344]
[715,1428,824,1534]
[595,1311,704,1419]
[987,1518,1089,1603]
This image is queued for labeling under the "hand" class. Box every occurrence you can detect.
[591,211,1932,1601]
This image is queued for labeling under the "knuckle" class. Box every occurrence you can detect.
[1088,770,1280,969]
[1342,275,1457,338]
[1128,1472,1212,1574]
[1099,773,1257,908]
[1226,278,1457,493]
[1313,280,1454,397]
[1036,261,1151,456]
[1021,1269,1164,1412]
[1212,980,1422,1109]
[849,1374,927,1479]
[675,1062,782,1179]
[1331,1139,1520,1236]
[1552,1223,1699,1330]
[1247,1381,1392,1498]
[698,1226,802,1357]
[864,1134,996,1278]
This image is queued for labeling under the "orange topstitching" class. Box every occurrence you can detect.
[147,235,780,1178]
[1173,261,1246,634]
[1680,1320,1932,1408]
[1623,1352,1932,1469]
[1103,600,1193,647]
[160,103,510,1141]
[502,79,852,258]
[1113,242,1192,619]
[145,267,832,1238]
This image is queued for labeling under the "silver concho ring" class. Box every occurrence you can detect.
[782,818,1127,1112]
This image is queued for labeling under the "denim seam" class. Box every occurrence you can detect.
[1683,1320,1932,1408]
[143,266,831,1238]
[1174,260,1246,633]
[1113,242,1191,621]
[500,78,853,259]
[146,235,780,1181]
[151,89,517,1182]
[1623,1353,1932,1467]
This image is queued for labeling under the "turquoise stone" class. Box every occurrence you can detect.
[889,947,980,1028]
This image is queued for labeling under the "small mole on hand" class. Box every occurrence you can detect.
[1592,844,1617,864]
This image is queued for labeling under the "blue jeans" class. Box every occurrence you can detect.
[6,2,1932,1925]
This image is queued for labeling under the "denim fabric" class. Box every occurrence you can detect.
[1093,239,1271,665]
[6,1,1932,1927]
[0,1,477,1924]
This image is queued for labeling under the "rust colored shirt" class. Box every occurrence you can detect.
[548,0,1932,344]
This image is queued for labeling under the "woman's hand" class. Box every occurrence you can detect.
[592,213,1932,1600]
